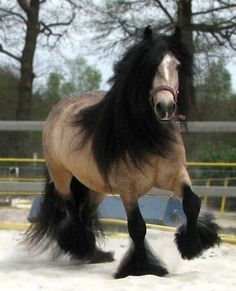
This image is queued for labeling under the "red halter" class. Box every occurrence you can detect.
[150,85,186,121]
[150,85,179,102]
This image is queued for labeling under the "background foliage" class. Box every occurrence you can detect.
[0,0,235,163]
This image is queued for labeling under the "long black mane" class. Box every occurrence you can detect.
[73,27,193,184]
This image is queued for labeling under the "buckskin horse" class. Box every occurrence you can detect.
[25,26,220,278]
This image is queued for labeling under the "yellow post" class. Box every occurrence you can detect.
[220,179,229,217]
[203,179,211,206]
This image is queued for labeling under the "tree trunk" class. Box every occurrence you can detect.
[176,0,196,116]
[16,0,40,120]
[176,0,194,54]
[15,0,40,156]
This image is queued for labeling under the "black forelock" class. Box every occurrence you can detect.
[73,31,193,185]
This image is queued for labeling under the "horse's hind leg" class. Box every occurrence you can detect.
[67,177,114,263]
[25,165,72,250]
[175,184,220,259]
[26,165,113,263]
[115,195,168,279]
[55,177,96,260]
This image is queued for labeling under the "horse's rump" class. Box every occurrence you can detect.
[42,91,109,194]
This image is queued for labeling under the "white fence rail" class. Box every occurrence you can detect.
[0,121,236,132]
[0,181,236,198]
[0,121,235,198]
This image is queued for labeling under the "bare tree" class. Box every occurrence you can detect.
[0,0,83,156]
[82,0,236,54]
[2,0,234,121]
[0,0,83,121]
[82,0,236,87]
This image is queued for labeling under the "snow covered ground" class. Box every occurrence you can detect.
[0,229,236,291]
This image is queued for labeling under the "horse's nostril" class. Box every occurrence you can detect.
[156,102,162,110]
[166,102,176,114]
[155,102,167,120]
[155,102,164,115]
[172,102,177,112]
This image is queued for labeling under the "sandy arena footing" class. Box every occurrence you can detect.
[0,229,236,291]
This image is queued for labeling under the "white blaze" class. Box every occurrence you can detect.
[161,54,173,81]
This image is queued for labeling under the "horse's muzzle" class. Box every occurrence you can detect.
[154,101,177,121]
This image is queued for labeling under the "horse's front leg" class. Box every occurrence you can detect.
[115,194,168,279]
[174,169,221,259]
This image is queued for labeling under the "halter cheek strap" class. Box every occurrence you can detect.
[150,85,179,102]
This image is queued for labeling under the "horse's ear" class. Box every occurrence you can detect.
[143,25,153,40]
[172,26,181,42]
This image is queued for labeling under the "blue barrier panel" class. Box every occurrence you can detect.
[163,197,185,226]
[98,196,185,226]
[28,195,185,227]
[28,195,43,223]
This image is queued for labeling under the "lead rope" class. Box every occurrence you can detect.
[175,114,186,121]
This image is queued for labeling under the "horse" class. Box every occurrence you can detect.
[25,26,220,279]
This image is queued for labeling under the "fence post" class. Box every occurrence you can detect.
[203,179,211,207]
[220,179,229,217]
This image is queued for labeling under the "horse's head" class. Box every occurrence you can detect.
[109,26,192,124]
[144,26,181,122]
[150,52,180,121]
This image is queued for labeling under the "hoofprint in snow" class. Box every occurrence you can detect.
[0,229,235,291]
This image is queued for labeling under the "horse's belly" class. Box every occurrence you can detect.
[62,144,157,195]
[66,152,109,193]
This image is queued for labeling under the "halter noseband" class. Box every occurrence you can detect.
[150,85,179,102]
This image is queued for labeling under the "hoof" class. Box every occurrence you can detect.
[89,248,115,264]
[56,218,96,259]
[175,213,221,260]
[114,241,168,279]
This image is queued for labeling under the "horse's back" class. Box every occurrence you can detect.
[45,90,105,125]
[43,90,105,147]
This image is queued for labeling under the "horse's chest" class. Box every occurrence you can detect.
[154,154,187,192]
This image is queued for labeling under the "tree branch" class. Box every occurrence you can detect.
[193,4,236,16]
[191,22,236,33]
[0,44,21,62]
[39,21,63,38]
[153,0,175,24]
[117,19,136,37]
[210,32,225,46]
[65,0,83,9]
[218,0,235,6]
[228,38,236,50]
[39,12,76,34]
[0,7,27,23]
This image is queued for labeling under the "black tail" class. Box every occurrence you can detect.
[24,172,111,262]
[24,174,66,251]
